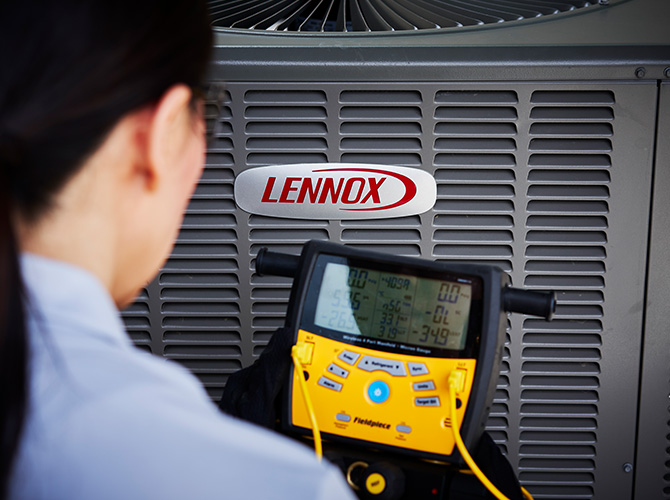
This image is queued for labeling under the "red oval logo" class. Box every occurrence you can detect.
[235,163,436,220]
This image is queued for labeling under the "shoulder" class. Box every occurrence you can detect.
[19,342,355,499]
[17,255,355,499]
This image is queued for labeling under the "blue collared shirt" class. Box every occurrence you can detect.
[10,254,356,500]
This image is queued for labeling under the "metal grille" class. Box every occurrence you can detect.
[431,89,520,458]
[121,81,656,499]
[517,90,613,498]
[208,0,597,32]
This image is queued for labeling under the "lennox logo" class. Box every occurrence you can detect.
[234,163,436,220]
[260,175,389,208]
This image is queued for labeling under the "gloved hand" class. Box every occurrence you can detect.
[449,432,524,500]
[219,327,293,429]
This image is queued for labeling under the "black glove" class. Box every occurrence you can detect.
[219,327,293,429]
[448,432,524,500]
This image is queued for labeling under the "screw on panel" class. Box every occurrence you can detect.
[635,67,647,79]
[598,0,609,4]
[665,67,670,78]
[623,463,633,473]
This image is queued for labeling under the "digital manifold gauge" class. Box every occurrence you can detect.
[256,241,554,465]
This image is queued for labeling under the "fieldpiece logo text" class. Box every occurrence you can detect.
[234,163,437,220]
[353,417,391,430]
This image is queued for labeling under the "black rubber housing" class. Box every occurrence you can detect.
[257,240,511,466]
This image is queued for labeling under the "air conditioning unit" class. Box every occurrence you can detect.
[122,1,670,498]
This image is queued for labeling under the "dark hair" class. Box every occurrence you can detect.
[0,2,212,497]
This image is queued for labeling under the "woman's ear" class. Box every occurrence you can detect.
[144,84,194,190]
[110,84,203,307]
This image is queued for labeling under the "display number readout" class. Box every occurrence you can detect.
[314,263,472,350]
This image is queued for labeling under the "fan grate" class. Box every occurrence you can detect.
[208,0,597,33]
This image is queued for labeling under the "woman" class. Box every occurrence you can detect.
[0,2,355,499]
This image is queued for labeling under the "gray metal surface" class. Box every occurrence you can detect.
[208,0,670,83]
[635,82,670,499]
[123,79,658,499]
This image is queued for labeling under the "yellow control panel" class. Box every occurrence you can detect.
[290,329,477,457]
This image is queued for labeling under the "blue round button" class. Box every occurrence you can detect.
[367,380,390,404]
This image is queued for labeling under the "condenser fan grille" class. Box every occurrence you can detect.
[208,0,596,33]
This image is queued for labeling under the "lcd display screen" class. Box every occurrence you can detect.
[314,262,472,351]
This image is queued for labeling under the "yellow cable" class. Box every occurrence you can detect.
[291,346,323,461]
[288,351,532,499]
[447,373,534,500]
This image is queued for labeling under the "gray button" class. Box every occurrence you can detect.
[358,356,407,376]
[396,425,412,434]
[318,376,343,392]
[413,380,436,391]
[415,396,441,407]
[327,363,350,379]
[408,362,429,376]
[336,413,351,422]
[338,350,360,365]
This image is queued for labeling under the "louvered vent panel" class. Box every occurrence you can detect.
[519,90,613,499]
[242,88,335,352]
[339,90,424,168]
[432,90,518,270]
[245,89,329,166]
[339,89,426,256]
[432,89,518,453]
[340,216,424,257]
[159,90,241,400]
[208,0,596,32]
[249,215,330,348]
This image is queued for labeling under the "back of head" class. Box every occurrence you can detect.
[0,2,212,497]
[0,0,213,218]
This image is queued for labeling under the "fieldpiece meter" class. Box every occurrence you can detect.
[256,241,554,495]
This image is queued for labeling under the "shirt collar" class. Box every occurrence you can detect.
[20,253,131,350]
